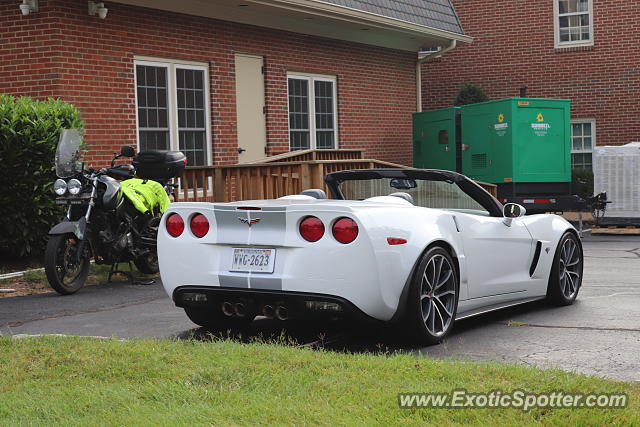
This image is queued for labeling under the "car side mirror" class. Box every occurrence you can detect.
[120,145,135,158]
[503,203,526,227]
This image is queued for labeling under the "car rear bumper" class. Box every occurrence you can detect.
[172,286,380,323]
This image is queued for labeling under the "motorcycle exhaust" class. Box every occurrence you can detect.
[221,301,235,317]
[233,302,246,318]
[275,305,288,321]
[262,304,275,319]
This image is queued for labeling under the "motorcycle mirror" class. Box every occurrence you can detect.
[120,145,135,158]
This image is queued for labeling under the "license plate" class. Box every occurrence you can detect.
[231,248,276,273]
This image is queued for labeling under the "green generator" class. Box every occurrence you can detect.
[413,98,573,211]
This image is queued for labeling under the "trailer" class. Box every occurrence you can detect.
[413,98,606,215]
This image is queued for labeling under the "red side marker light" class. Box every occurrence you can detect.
[387,237,407,245]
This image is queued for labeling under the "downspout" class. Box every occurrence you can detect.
[416,39,457,112]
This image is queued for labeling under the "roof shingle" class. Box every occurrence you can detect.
[315,0,464,34]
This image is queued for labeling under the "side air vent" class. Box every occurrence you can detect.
[529,241,543,277]
[472,153,487,169]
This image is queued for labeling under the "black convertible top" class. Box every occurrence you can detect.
[324,168,504,217]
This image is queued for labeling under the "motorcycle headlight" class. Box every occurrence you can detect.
[54,179,67,196]
[68,179,82,195]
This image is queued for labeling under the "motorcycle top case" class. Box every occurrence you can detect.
[133,150,186,181]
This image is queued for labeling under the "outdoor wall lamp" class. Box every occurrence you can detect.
[19,0,38,16]
[88,1,108,19]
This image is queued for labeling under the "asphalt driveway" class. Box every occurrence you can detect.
[1,234,639,381]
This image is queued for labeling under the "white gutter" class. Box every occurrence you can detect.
[416,39,457,112]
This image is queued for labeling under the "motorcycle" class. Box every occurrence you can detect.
[44,129,186,295]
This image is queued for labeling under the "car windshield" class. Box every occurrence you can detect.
[338,177,489,215]
[55,129,83,178]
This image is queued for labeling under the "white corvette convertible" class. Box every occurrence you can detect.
[158,169,583,344]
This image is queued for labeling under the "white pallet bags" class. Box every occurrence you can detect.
[593,142,640,218]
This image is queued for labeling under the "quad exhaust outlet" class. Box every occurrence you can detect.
[262,304,275,319]
[275,305,288,321]
[221,301,235,317]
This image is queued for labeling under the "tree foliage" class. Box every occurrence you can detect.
[454,84,489,106]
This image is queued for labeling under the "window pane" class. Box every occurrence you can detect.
[176,69,207,163]
[314,80,335,149]
[577,0,588,12]
[136,65,169,138]
[559,0,587,14]
[140,130,169,151]
[179,130,207,166]
[559,16,568,27]
[316,131,334,149]
[572,123,582,136]
[288,78,310,151]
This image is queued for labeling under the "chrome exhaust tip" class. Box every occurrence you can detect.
[262,304,275,319]
[234,302,246,318]
[275,305,288,321]
[221,301,235,317]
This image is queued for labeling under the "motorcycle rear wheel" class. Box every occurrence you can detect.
[134,252,159,274]
[44,233,90,295]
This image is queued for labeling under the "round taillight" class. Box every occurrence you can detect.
[190,213,209,238]
[332,217,358,244]
[299,216,324,242]
[166,213,184,237]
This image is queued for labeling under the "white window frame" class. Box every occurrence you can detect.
[286,73,338,150]
[554,0,594,48]
[133,57,212,165]
[570,119,596,170]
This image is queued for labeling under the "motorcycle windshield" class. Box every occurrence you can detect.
[55,129,83,178]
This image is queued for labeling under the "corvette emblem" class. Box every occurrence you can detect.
[239,217,261,227]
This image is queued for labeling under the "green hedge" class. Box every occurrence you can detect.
[0,95,84,257]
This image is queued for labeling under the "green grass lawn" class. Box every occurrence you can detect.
[0,336,637,425]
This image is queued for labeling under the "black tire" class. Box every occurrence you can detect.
[134,252,159,274]
[547,232,583,306]
[406,246,459,345]
[184,306,255,331]
[44,234,91,295]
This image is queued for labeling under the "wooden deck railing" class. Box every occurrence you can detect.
[176,159,410,202]
[175,157,497,202]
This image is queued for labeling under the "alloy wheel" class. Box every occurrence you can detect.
[420,254,456,336]
[559,238,581,299]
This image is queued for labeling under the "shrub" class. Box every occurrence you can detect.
[0,95,84,256]
[454,84,489,106]
[572,168,594,200]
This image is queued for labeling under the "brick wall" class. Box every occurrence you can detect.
[422,0,640,146]
[0,0,417,166]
